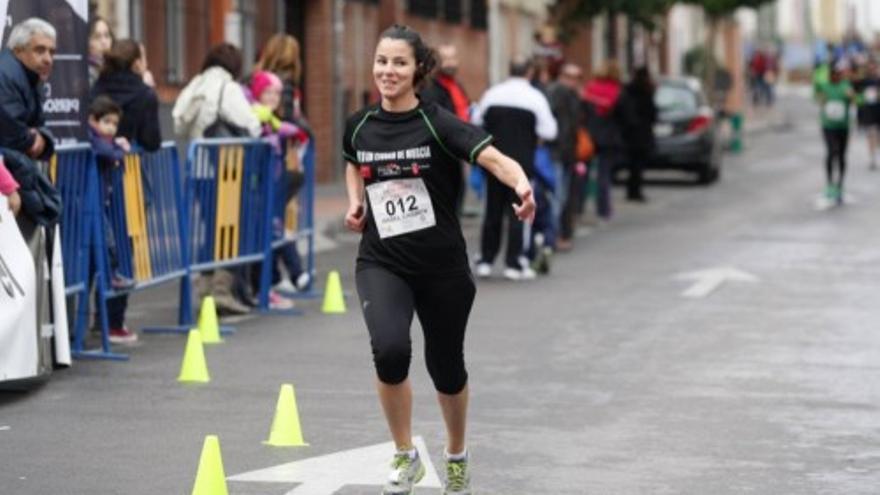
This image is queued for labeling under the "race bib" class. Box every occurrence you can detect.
[366,178,436,239]
[866,88,879,103]
[824,100,847,121]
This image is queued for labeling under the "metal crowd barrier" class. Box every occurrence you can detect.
[53,144,125,360]
[54,138,317,360]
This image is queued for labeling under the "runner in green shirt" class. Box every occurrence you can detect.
[815,64,855,205]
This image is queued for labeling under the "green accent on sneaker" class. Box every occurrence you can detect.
[444,458,471,494]
[825,185,837,199]
[383,452,426,495]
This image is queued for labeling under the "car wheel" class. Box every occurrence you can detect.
[696,163,718,185]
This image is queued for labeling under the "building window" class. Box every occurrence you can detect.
[470,0,487,29]
[408,0,438,18]
[444,0,463,23]
[165,0,186,84]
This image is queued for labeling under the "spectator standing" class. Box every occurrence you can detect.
[420,43,472,214]
[0,18,61,228]
[89,39,162,343]
[91,39,161,152]
[544,63,583,251]
[0,18,59,367]
[252,34,306,127]
[623,66,657,202]
[173,43,261,315]
[86,96,137,296]
[250,34,314,297]
[248,70,308,309]
[420,44,470,120]
[174,43,261,140]
[473,56,557,281]
[87,16,113,87]
[581,60,634,222]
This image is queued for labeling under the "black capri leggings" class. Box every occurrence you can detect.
[823,128,849,187]
[355,264,476,395]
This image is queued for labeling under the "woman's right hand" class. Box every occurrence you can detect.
[345,202,366,232]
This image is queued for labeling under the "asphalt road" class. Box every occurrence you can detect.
[3,95,880,494]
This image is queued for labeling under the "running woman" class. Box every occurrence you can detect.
[816,62,855,205]
[343,25,535,495]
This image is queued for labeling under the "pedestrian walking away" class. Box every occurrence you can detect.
[342,25,535,495]
[815,62,855,206]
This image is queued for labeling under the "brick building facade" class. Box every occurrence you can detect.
[91,0,493,182]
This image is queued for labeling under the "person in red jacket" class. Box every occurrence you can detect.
[581,60,635,221]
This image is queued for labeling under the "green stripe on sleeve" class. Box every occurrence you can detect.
[468,135,493,163]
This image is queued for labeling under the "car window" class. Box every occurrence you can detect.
[655,85,699,112]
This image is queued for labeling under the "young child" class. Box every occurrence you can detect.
[248,71,311,306]
[88,96,137,293]
[249,70,307,152]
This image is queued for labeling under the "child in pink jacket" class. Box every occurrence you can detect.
[0,157,21,216]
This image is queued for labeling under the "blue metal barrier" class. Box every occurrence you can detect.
[56,137,317,358]
[177,138,276,322]
[54,144,125,360]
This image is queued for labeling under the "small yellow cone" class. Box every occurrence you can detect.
[263,384,309,447]
[178,330,210,383]
[191,435,228,495]
[198,296,223,344]
[321,270,346,314]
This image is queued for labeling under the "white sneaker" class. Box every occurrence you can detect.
[295,272,311,291]
[503,267,536,281]
[269,290,296,310]
[475,263,492,278]
[273,278,298,294]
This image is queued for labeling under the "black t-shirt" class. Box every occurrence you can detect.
[854,77,880,111]
[343,101,493,275]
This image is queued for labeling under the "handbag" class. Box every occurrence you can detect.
[575,127,595,162]
[204,82,250,138]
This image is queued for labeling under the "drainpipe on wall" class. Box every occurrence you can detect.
[333,0,345,179]
[488,0,503,84]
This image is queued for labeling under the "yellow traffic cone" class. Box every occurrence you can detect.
[198,296,223,344]
[321,270,346,314]
[263,384,309,447]
[178,330,210,383]
[191,435,228,495]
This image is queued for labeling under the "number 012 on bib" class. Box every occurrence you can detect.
[366,178,436,239]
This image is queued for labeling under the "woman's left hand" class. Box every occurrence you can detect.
[512,179,535,223]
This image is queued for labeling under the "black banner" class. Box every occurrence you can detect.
[0,0,88,144]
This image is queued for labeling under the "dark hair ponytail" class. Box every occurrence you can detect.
[379,24,437,88]
[102,39,141,75]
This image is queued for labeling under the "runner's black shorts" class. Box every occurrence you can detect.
[355,263,476,395]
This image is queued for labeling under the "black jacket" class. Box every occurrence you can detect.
[0,48,54,157]
[624,82,658,154]
[91,70,161,152]
[545,82,582,165]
